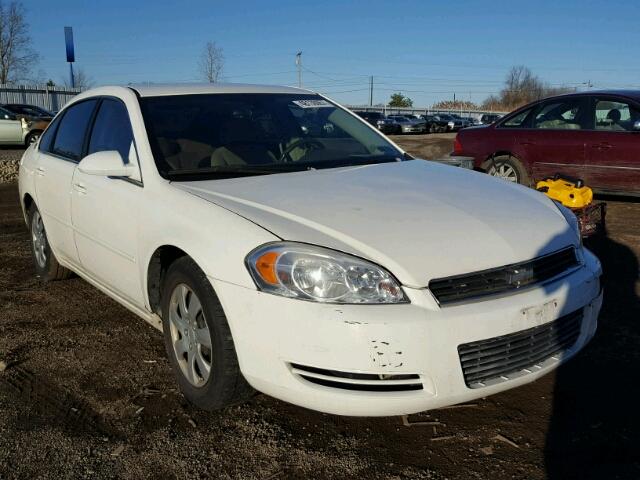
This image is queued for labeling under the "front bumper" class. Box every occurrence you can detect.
[212,249,602,416]
[401,125,425,133]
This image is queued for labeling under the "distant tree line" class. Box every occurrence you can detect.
[389,66,575,112]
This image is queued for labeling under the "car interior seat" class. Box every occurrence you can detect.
[208,118,277,167]
[605,109,625,130]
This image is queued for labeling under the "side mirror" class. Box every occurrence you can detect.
[78,151,135,177]
[633,120,640,131]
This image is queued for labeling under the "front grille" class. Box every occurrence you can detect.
[429,247,578,305]
[458,309,583,388]
[290,363,423,392]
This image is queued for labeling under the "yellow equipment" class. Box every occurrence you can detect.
[536,174,606,238]
[536,176,593,209]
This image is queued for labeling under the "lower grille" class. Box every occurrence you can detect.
[458,309,583,388]
[290,363,423,392]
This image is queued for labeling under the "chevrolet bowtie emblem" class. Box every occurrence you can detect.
[507,267,534,287]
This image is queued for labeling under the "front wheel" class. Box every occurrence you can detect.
[483,155,530,185]
[25,131,41,147]
[161,256,254,411]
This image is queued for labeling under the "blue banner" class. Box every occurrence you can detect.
[64,27,75,62]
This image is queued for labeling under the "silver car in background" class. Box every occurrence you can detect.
[387,115,426,134]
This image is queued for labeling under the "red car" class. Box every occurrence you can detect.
[453,90,640,195]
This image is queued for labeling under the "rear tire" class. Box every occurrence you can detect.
[28,204,72,281]
[482,155,530,186]
[161,256,254,411]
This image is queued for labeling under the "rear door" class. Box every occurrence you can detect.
[520,96,591,182]
[70,98,145,306]
[0,107,23,143]
[34,99,98,265]
[584,96,640,193]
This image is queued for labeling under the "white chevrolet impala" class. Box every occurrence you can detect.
[18,84,602,416]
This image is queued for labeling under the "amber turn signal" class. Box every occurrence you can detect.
[255,251,280,285]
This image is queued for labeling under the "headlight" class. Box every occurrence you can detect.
[245,242,407,304]
[552,201,582,246]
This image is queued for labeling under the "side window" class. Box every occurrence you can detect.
[51,100,98,160]
[501,108,532,128]
[39,114,63,152]
[533,99,586,130]
[88,99,134,163]
[594,99,640,131]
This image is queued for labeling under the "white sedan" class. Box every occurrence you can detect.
[18,84,602,416]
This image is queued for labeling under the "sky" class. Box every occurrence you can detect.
[25,0,640,108]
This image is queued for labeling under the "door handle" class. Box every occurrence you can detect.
[591,142,612,150]
[36,166,45,176]
[519,140,535,146]
[72,182,87,194]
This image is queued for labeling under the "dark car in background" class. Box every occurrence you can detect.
[419,114,448,133]
[433,113,463,131]
[353,110,401,134]
[3,104,54,121]
[387,115,426,134]
[453,90,640,195]
[479,113,502,125]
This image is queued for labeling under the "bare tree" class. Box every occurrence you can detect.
[62,68,94,90]
[198,41,224,83]
[482,66,573,111]
[0,1,38,84]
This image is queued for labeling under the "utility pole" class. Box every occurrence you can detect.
[295,52,302,88]
[369,76,373,107]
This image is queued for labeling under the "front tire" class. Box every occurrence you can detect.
[483,155,530,185]
[28,204,71,281]
[25,131,41,147]
[161,256,253,411]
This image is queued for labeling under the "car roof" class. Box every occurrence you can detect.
[128,82,312,97]
[533,89,640,103]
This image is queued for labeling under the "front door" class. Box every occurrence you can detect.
[34,99,99,265]
[70,98,145,307]
[584,97,640,193]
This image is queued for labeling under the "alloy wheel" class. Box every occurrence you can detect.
[31,210,47,268]
[168,283,212,387]
[488,163,519,182]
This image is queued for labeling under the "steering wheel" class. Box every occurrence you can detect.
[278,138,325,163]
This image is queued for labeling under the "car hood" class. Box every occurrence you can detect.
[174,160,576,288]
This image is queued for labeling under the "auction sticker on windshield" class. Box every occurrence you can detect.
[292,99,332,108]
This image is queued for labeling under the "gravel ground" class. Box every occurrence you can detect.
[0,148,23,184]
[1,139,640,479]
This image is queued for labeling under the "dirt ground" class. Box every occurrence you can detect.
[1,138,640,479]
[388,133,456,160]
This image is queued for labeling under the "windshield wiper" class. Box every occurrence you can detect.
[165,155,404,180]
[166,164,304,180]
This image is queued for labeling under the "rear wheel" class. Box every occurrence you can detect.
[28,204,71,281]
[161,256,253,411]
[483,155,530,185]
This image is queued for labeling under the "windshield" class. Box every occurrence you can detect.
[139,93,403,180]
